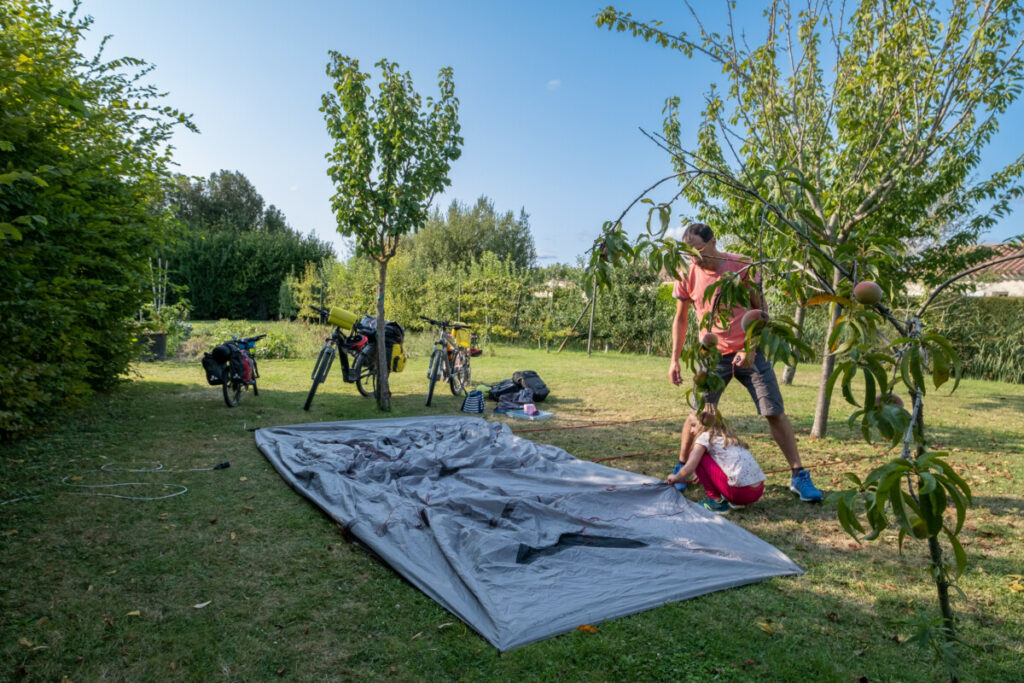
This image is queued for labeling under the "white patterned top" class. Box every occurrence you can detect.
[695,432,766,488]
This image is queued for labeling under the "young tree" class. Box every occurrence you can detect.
[598,0,1024,438]
[322,53,462,409]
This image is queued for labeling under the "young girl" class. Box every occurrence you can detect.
[666,411,765,515]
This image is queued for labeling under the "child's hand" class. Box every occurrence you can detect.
[667,471,696,485]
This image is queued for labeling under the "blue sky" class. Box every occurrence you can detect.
[65,0,1022,264]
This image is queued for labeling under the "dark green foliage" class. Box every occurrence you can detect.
[170,227,334,320]
[0,0,193,438]
[595,265,673,354]
[163,171,334,319]
[407,196,536,270]
[923,295,1024,384]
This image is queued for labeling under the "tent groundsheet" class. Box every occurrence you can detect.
[254,416,803,651]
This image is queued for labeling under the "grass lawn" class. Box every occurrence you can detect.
[2,341,1022,681]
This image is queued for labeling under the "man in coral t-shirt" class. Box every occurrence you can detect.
[668,223,822,503]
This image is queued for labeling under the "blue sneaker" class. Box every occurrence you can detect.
[700,497,730,515]
[790,469,823,502]
[671,462,688,492]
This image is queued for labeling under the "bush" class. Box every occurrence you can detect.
[923,296,1024,384]
[0,1,192,438]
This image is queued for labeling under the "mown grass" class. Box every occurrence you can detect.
[2,345,1022,681]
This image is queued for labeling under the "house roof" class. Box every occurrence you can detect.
[970,244,1024,281]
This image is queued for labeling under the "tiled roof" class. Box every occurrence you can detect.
[969,244,1024,281]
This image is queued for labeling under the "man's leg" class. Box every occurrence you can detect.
[739,352,823,502]
[766,413,802,470]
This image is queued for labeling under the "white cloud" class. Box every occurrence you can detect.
[546,79,561,91]
[289,185,298,192]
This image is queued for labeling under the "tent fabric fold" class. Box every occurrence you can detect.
[254,416,803,651]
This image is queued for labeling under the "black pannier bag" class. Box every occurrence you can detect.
[513,370,550,402]
[354,316,405,345]
[486,378,519,402]
[201,352,225,386]
[211,344,232,364]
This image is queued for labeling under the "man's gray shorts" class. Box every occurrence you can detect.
[702,350,785,416]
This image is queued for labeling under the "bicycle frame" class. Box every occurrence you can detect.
[220,334,265,408]
[420,315,471,406]
[304,306,378,409]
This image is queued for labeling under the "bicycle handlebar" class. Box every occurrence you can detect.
[419,315,470,330]
[310,305,329,316]
[237,334,267,344]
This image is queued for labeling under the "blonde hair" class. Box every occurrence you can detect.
[694,412,748,450]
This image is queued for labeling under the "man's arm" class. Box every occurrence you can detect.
[669,298,690,385]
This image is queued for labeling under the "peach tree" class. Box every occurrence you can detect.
[590,172,1023,678]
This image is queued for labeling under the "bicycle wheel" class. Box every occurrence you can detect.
[354,351,377,398]
[223,379,242,407]
[425,348,443,406]
[303,343,336,411]
[449,346,470,396]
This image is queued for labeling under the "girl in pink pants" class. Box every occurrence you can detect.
[666,412,765,515]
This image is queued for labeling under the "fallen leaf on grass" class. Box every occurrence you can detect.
[826,612,838,621]
[243,506,254,512]
[276,666,285,675]
[3,529,17,536]
[193,601,211,609]
[437,622,453,630]
[577,624,598,634]
[35,616,47,627]
[239,477,248,482]
[106,570,117,575]
[125,610,141,617]
[758,622,773,634]
[411,631,423,640]
[18,637,32,647]
[230,532,236,540]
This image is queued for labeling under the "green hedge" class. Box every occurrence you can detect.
[923,296,1024,384]
[1,2,190,439]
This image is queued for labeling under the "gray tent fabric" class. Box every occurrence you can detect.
[254,416,803,651]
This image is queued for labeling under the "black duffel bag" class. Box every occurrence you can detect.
[513,370,550,402]
[486,378,519,402]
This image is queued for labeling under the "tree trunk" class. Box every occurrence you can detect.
[811,272,843,438]
[586,281,597,356]
[781,304,806,385]
[376,260,391,411]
